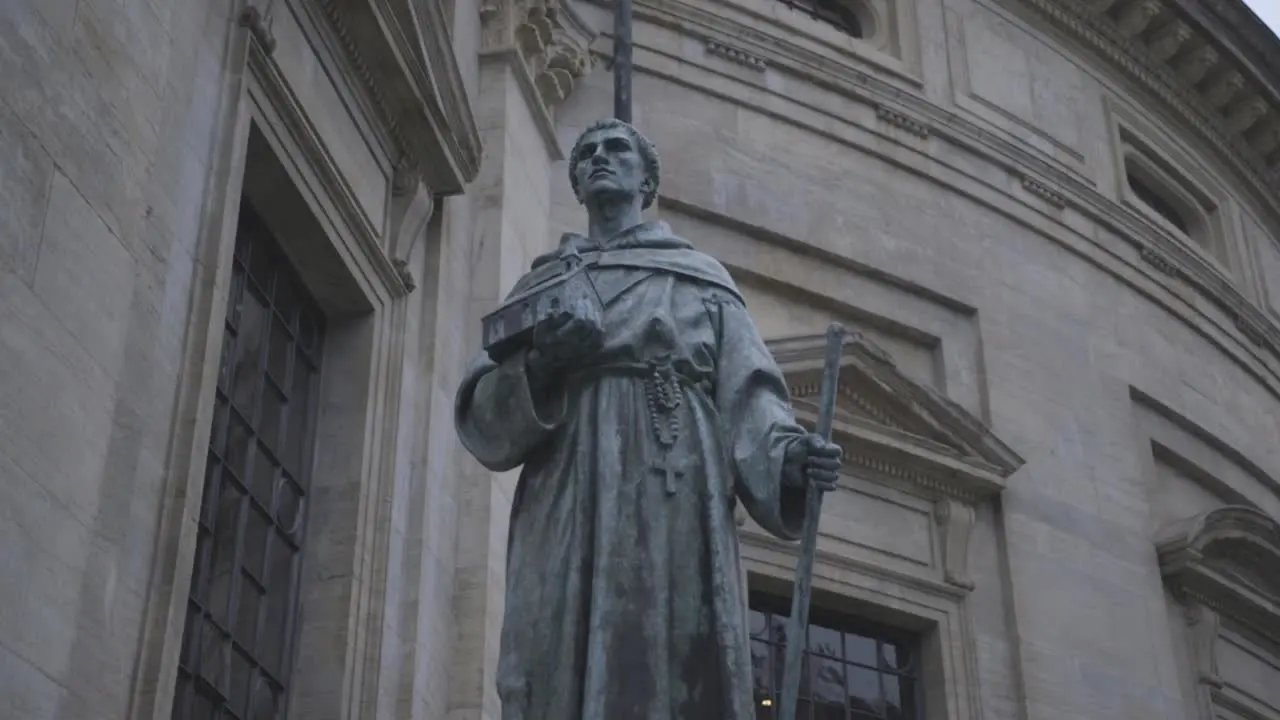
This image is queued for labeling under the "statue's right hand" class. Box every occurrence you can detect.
[528,297,604,374]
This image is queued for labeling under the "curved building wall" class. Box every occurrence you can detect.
[545,0,1280,718]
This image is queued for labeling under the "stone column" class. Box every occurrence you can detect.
[449,3,595,719]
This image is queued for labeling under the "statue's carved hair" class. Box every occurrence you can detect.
[568,119,661,210]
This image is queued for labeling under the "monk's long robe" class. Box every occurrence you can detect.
[455,221,808,720]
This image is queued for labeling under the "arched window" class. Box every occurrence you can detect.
[776,0,871,38]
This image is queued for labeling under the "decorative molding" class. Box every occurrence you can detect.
[773,332,1024,503]
[1140,245,1187,279]
[705,39,768,71]
[1116,0,1161,37]
[314,0,482,195]
[482,0,598,110]
[247,37,411,297]
[239,5,277,55]
[1233,310,1268,348]
[1020,174,1067,208]
[1157,505,1280,644]
[875,103,931,138]
[387,163,435,294]
[935,498,977,590]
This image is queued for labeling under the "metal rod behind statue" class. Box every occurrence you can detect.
[613,0,633,122]
[778,322,846,720]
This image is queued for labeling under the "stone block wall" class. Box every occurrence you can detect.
[0,1,251,716]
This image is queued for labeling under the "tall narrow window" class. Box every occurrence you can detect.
[749,592,922,720]
[173,199,325,720]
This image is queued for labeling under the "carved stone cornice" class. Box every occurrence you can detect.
[314,0,482,195]
[481,0,598,110]
[772,332,1025,504]
[1013,0,1280,210]
[1157,505,1280,643]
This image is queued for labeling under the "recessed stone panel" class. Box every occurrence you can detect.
[817,483,935,569]
[951,3,1091,169]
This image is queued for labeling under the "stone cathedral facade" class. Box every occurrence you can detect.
[3,0,1280,719]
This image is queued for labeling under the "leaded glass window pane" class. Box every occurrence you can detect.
[173,200,325,720]
[749,592,922,720]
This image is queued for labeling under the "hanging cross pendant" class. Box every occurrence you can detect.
[651,453,684,496]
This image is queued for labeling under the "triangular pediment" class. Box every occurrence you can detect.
[769,332,1024,499]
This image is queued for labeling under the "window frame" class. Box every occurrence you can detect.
[747,590,925,719]
[1120,135,1216,252]
[1106,99,1239,278]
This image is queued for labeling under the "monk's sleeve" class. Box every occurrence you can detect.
[713,297,808,540]
[454,349,567,472]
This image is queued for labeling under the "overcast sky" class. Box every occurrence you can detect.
[1244,0,1280,36]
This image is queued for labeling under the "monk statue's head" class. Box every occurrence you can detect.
[568,119,661,212]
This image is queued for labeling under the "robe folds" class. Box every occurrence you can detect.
[455,221,809,720]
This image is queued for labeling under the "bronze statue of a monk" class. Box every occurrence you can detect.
[454,119,842,719]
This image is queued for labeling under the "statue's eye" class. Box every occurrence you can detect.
[578,144,597,161]
[604,138,632,153]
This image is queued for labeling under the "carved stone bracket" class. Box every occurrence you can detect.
[482,0,597,110]
[239,5,278,55]
[935,498,977,590]
[706,39,768,71]
[876,104,931,139]
[1139,245,1188,280]
[1184,601,1224,690]
[1020,174,1068,209]
[387,159,436,293]
[1157,505,1280,644]
[1116,0,1161,37]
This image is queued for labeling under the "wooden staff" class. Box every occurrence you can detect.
[778,322,846,720]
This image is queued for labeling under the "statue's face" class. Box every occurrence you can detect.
[573,126,646,204]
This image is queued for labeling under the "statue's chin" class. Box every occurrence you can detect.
[583,184,638,206]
